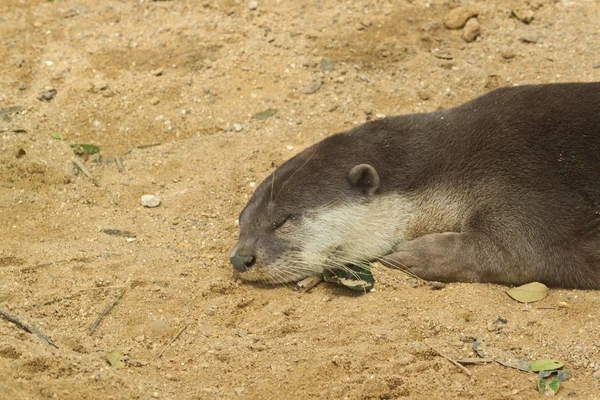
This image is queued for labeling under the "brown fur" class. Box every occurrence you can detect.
[232,82,600,289]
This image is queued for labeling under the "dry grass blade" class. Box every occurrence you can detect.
[425,343,472,376]
[89,288,126,335]
[156,324,189,359]
[72,158,100,186]
[114,155,124,173]
[0,307,58,348]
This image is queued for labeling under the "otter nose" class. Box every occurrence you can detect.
[230,252,256,273]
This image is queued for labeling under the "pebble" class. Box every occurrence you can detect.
[444,7,478,30]
[512,8,534,24]
[248,1,258,10]
[302,81,322,94]
[141,195,161,208]
[558,301,570,309]
[233,123,242,132]
[320,58,334,72]
[150,97,160,105]
[18,82,27,90]
[38,89,57,101]
[462,18,480,43]
[501,48,517,60]
[358,73,370,82]
[519,31,542,44]
[593,369,600,380]
[418,91,430,101]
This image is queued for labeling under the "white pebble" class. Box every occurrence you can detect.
[233,124,243,132]
[141,194,161,208]
[248,1,258,10]
[286,145,294,151]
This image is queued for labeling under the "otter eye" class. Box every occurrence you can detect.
[273,215,291,230]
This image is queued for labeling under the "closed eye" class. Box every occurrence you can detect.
[273,215,291,230]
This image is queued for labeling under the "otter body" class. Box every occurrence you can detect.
[231,82,600,289]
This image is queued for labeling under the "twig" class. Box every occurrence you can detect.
[89,288,126,335]
[43,286,126,306]
[114,155,124,173]
[296,275,323,292]
[456,358,495,365]
[137,143,161,149]
[425,343,472,376]
[72,159,100,187]
[21,256,91,272]
[0,307,58,348]
[155,324,188,359]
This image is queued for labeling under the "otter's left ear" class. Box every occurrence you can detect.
[347,164,380,196]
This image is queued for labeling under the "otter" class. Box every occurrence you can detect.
[230,82,600,289]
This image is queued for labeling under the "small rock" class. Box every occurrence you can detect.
[102,90,114,98]
[593,61,600,69]
[248,1,258,10]
[358,73,370,82]
[302,81,322,94]
[363,108,373,116]
[141,195,161,208]
[429,281,445,290]
[418,91,430,101]
[519,31,542,44]
[593,369,600,380]
[233,124,243,132]
[320,58,334,72]
[151,67,164,76]
[558,301,570,309]
[94,81,108,91]
[444,7,478,30]
[150,97,160,105]
[16,148,26,159]
[501,48,517,59]
[234,387,245,395]
[512,8,534,24]
[38,89,57,101]
[462,18,480,43]
[153,392,159,398]
[18,82,27,90]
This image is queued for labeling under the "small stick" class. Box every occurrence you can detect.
[114,155,124,173]
[72,159,100,187]
[89,288,126,335]
[155,324,188,359]
[21,256,91,272]
[0,307,58,348]
[425,343,472,376]
[296,275,323,292]
[137,143,161,149]
[456,358,495,365]
[43,286,126,306]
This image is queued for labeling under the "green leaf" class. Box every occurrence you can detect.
[51,132,64,140]
[538,373,561,396]
[252,108,277,120]
[506,282,548,303]
[537,370,567,396]
[323,264,375,292]
[106,350,124,368]
[531,359,564,372]
[70,144,100,156]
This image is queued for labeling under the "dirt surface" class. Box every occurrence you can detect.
[2,0,600,399]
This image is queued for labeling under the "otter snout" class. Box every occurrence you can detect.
[230,248,256,273]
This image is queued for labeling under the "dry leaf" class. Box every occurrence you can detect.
[506,282,548,303]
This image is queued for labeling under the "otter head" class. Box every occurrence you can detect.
[230,131,414,284]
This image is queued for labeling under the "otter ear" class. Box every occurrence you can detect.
[347,164,380,196]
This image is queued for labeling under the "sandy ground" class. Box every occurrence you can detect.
[2,0,600,399]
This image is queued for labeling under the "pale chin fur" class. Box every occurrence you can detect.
[244,194,416,283]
